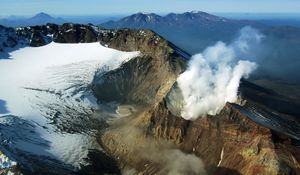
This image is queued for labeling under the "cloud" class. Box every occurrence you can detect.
[177,26,262,120]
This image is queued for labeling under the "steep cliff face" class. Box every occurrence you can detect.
[150,101,300,174]
[102,99,300,175]
[92,29,187,104]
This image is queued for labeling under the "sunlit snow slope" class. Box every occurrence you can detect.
[0,42,139,169]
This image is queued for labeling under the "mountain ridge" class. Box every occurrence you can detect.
[103,11,233,28]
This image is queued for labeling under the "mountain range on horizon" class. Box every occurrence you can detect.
[0,12,120,27]
[0,11,233,27]
[101,11,300,83]
[1,11,300,83]
[1,11,300,28]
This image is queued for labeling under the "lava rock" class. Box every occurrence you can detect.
[53,23,98,43]
[30,31,46,47]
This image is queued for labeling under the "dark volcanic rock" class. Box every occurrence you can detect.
[0,23,103,54]
[240,80,300,118]
[53,23,98,43]
[6,36,17,47]
[77,150,121,175]
[30,31,46,47]
[98,29,190,59]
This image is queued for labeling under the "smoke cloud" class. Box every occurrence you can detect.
[156,149,206,175]
[177,26,263,120]
[123,148,206,175]
[137,140,206,175]
[104,113,206,175]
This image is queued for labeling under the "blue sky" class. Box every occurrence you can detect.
[0,0,300,17]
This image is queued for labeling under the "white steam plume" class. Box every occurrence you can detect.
[177,26,263,120]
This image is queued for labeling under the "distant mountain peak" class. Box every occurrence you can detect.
[136,12,156,15]
[0,12,66,27]
[133,12,161,18]
[122,12,162,23]
[190,10,203,14]
[36,12,50,16]
[183,11,216,17]
[32,12,52,19]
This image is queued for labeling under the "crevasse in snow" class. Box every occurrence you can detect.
[0,42,140,168]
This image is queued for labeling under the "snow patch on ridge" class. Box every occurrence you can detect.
[0,151,17,169]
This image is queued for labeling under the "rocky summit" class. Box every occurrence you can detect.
[0,23,299,175]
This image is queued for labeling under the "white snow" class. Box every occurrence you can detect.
[65,29,76,33]
[0,42,140,167]
[7,171,14,175]
[0,42,139,120]
[0,152,17,169]
[217,147,224,167]
[45,131,100,168]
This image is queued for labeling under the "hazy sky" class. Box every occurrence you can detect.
[0,0,300,17]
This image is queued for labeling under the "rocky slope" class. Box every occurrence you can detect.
[149,101,300,174]
[92,29,188,105]
[101,90,300,175]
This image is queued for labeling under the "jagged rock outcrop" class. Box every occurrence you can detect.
[0,23,103,54]
[0,26,21,52]
[53,23,98,43]
[0,24,54,53]
[30,31,47,47]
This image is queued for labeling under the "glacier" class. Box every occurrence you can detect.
[0,42,139,170]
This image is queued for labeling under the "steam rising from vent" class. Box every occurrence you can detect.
[177,26,263,120]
